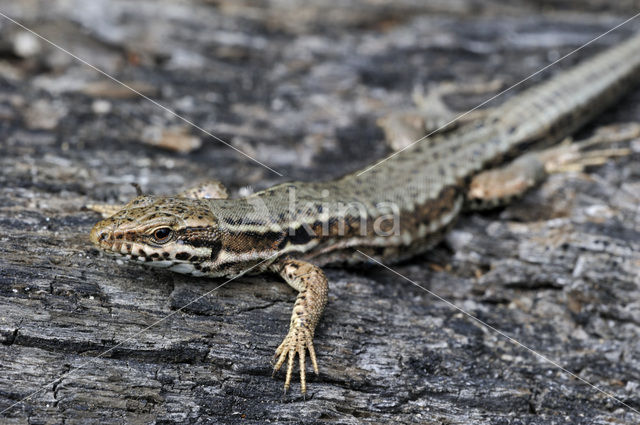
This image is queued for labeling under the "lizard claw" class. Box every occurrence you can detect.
[272,324,318,395]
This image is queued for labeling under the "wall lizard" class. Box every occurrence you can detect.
[90,32,640,395]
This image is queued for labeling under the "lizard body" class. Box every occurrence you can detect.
[90,32,640,394]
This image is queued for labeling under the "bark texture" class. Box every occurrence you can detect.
[0,1,639,423]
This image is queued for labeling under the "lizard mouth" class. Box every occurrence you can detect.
[90,222,203,274]
[90,220,179,266]
[90,221,136,256]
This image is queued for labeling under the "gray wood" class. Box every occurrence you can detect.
[1,1,639,423]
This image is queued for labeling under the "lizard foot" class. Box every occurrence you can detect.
[378,79,503,151]
[270,259,327,395]
[540,123,639,174]
[272,322,318,395]
[467,123,639,207]
[412,79,502,133]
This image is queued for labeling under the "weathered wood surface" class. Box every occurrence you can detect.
[1,1,639,423]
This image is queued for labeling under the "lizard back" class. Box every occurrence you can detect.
[207,32,640,266]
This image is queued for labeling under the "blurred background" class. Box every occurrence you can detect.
[2,0,639,193]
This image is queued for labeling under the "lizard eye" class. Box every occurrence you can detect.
[153,227,173,243]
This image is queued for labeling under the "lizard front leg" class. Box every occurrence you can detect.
[270,259,328,395]
[176,180,229,200]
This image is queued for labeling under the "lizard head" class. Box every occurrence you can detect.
[90,196,222,276]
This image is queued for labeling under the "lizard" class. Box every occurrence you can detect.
[89,32,640,395]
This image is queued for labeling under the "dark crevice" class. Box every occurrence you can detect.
[2,328,19,346]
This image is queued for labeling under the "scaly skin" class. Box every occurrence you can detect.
[90,32,640,395]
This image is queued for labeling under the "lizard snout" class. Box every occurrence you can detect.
[90,221,114,248]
